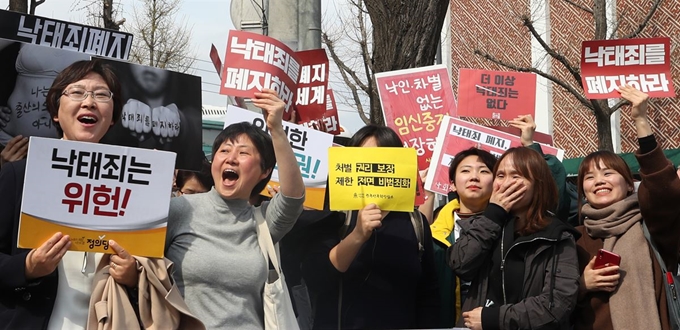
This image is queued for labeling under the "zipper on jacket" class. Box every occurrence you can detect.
[501,229,507,304]
[500,235,559,305]
[667,272,677,300]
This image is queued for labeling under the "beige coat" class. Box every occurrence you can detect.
[87,255,204,330]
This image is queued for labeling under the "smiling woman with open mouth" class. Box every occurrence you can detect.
[164,88,306,329]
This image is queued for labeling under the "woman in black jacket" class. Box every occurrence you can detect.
[448,146,580,330]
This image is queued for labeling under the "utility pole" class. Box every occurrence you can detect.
[297,0,321,50]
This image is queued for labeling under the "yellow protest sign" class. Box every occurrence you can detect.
[328,147,417,212]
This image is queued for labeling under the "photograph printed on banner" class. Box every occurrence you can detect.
[0,39,90,145]
[98,59,203,171]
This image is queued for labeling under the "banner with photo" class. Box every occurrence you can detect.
[220,30,301,120]
[457,68,537,121]
[18,137,175,258]
[425,116,564,196]
[376,64,456,171]
[222,105,333,210]
[580,37,675,99]
[328,147,417,212]
[98,59,204,171]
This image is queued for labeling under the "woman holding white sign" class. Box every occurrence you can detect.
[165,88,306,329]
[0,60,144,329]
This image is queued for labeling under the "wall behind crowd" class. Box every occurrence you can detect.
[449,0,680,158]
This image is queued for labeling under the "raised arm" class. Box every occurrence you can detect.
[619,85,680,271]
[252,89,305,199]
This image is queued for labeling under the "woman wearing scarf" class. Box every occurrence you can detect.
[572,85,680,330]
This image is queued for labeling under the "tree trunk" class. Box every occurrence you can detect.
[364,0,449,124]
[594,112,613,151]
[103,0,120,30]
[369,81,382,125]
[9,0,28,13]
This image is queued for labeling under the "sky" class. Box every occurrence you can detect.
[0,0,367,134]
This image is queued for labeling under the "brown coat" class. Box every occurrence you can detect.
[87,256,204,330]
[573,144,680,330]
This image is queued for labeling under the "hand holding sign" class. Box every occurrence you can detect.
[253,88,285,131]
[354,203,384,242]
[25,232,71,279]
[617,85,649,121]
[108,240,140,288]
[508,115,536,147]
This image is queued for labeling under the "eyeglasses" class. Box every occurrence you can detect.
[62,87,113,102]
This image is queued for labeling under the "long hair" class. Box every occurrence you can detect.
[495,147,557,235]
[576,150,634,221]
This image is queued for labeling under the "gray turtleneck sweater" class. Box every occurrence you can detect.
[165,188,304,329]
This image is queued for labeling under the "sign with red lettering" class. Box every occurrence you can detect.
[19,137,176,257]
[219,30,301,119]
[581,37,675,98]
[294,49,329,124]
[425,116,564,195]
[297,89,341,135]
[376,64,457,170]
[457,68,536,121]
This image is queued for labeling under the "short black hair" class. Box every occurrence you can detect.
[448,148,498,183]
[347,124,403,147]
[176,157,213,192]
[212,122,275,197]
[448,148,498,200]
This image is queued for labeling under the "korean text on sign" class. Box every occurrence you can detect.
[299,88,341,135]
[580,37,675,98]
[220,30,301,118]
[0,9,133,60]
[18,137,176,258]
[329,147,417,212]
[457,68,537,121]
[376,64,457,171]
[424,116,564,196]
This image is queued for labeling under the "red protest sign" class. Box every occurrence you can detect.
[209,44,222,78]
[294,49,329,122]
[581,37,675,99]
[489,126,554,146]
[376,64,457,171]
[219,30,301,119]
[457,68,536,121]
[425,116,564,196]
[298,88,341,135]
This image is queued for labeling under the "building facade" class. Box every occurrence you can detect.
[449,0,680,158]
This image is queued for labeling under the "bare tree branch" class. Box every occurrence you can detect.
[562,0,593,15]
[621,0,662,39]
[322,32,370,124]
[127,0,195,73]
[474,49,593,110]
[521,14,583,88]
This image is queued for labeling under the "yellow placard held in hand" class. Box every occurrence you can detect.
[328,147,417,212]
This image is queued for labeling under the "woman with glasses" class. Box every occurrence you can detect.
[0,60,199,330]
